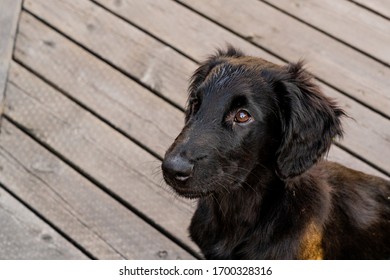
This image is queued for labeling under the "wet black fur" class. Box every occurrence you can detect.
[162,47,390,259]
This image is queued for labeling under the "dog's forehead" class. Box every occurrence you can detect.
[199,56,279,97]
[205,64,247,89]
[227,56,278,69]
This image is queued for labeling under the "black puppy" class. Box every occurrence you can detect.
[162,47,390,259]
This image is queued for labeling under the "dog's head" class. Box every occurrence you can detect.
[162,47,344,198]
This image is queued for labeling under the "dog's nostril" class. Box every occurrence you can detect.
[162,154,194,182]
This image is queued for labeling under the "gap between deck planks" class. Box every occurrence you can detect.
[24,0,192,109]
[4,61,198,258]
[351,0,390,20]
[0,187,88,259]
[0,119,193,260]
[0,0,22,118]
[263,0,390,66]
[21,0,390,176]
[15,12,183,159]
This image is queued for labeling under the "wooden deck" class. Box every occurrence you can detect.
[0,0,389,259]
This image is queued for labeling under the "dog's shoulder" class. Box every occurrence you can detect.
[313,161,390,259]
[319,161,390,204]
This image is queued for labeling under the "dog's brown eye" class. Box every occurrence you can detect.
[234,110,251,123]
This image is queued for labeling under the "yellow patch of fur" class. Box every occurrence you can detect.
[298,223,324,260]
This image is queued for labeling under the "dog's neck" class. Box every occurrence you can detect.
[207,165,281,224]
[203,163,330,242]
[191,164,332,259]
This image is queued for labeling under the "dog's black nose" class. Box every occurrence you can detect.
[162,154,194,182]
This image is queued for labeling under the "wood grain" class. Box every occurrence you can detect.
[0,0,22,117]
[5,62,198,254]
[326,146,388,180]
[94,0,279,62]
[264,0,390,65]
[0,187,88,259]
[14,12,183,158]
[0,120,194,259]
[24,0,193,109]
[178,0,390,118]
[352,0,390,19]
[322,82,390,175]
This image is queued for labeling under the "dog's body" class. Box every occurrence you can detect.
[162,47,390,259]
[190,161,390,259]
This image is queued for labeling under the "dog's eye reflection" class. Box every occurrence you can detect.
[234,110,251,123]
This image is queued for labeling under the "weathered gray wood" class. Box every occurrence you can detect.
[352,0,390,19]
[94,0,279,62]
[264,0,390,65]
[0,0,22,117]
[178,0,390,118]
[90,0,390,175]
[4,62,198,254]
[0,118,194,260]
[327,146,388,180]
[14,12,183,158]
[24,0,193,108]
[322,82,390,175]
[0,187,88,259]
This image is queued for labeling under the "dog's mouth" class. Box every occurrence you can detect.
[162,172,210,198]
[162,165,247,199]
[172,185,213,199]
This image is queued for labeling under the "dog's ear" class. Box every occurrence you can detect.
[271,62,345,179]
[186,46,244,122]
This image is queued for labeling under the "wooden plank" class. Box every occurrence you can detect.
[14,12,183,158]
[0,187,88,259]
[352,0,390,19]
[0,119,194,260]
[264,0,390,65]
[94,0,279,62]
[0,0,22,117]
[4,62,198,254]
[23,0,194,109]
[322,82,390,175]
[178,0,390,118]
[91,0,390,175]
[327,146,388,180]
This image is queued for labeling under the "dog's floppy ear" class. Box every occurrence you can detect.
[185,46,244,122]
[272,62,344,179]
